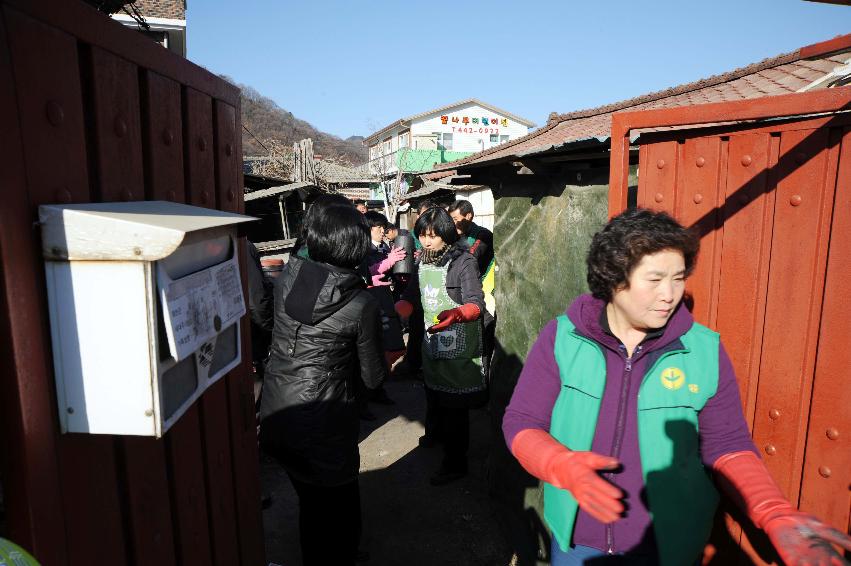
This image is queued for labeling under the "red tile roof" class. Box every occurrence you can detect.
[429,34,851,172]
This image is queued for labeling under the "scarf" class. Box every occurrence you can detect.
[420,244,449,265]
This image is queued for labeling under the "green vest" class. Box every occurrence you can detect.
[546,315,720,565]
[465,226,494,282]
[418,260,485,394]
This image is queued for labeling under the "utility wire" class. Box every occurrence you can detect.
[242,124,271,153]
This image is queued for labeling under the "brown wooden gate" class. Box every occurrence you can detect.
[609,87,851,563]
[0,1,265,564]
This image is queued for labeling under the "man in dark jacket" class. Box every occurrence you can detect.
[259,203,386,566]
[447,200,494,281]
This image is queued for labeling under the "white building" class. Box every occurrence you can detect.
[365,99,535,179]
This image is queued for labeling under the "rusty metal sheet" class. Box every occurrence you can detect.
[184,89,241,566]
[85,49,179,565]
[141,71,185,202]
[87,46,144,202]
[1,0,240,107]
[164,405,214,564]
[750,126,833,502]
[215,100,267,566]
[636,140,678,211]
[196,380,241,566]
[609,87,851,217]
[611,91,851,564]
[0,9,69,563]
[675,136,723,326]
[713,133,774,422]
[5,8,127,565]
[184,88,216,208]
[798,126,851,528]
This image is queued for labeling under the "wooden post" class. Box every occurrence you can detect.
[278,196,289,239]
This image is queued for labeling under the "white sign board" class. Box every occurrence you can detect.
[157,255,245,362]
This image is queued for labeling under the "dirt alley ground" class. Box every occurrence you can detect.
[260,367,517,566]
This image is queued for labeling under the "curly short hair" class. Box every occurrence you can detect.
[586,208,699,302]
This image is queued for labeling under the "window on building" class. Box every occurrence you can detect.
[437,132,453,151]
[399,132,409,149]
[500,135,509,144]
[489,134,499,145]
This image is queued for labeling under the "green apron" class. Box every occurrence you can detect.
[418,260,485,394]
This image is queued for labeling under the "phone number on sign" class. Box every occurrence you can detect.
[451,127,500,134]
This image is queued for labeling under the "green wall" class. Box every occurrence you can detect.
[397,148,473,173]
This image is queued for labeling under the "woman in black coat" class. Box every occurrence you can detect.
[259,202,386,566]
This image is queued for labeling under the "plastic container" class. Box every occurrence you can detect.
[260,257,284,279]
[392,233,415,275]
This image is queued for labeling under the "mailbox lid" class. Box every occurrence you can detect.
[40,201,255,261]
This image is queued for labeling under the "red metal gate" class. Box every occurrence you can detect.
[609,87,851,563]
[0,1,264,564]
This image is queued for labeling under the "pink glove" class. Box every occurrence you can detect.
[373,246,406,275]
[511,429,623,524]
[714,451,851,565]
[370,274,391,287]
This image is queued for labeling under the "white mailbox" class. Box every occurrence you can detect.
[40,201,256,437]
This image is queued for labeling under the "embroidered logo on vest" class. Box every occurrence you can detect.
[660,367,686,390]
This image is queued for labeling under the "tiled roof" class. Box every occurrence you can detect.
[428,34,851,172]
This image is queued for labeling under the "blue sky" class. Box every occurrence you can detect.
[187,1,850,140]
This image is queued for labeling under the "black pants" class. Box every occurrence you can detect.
[287,474,361,566]
[425,388,470,471]
[406,303,424,370]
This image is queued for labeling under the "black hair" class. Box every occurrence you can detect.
[413,207,459,244]
[417,199,438,214]
[352,199,366,207]
[447,200,473,217]
[363,210,389,229]
[586,208,699,302]
[306,203,370,269]
[300,194,353,241]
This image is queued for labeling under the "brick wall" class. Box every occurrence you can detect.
[133,0,185,20]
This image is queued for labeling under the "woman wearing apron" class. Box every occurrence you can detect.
[396,207,486,486]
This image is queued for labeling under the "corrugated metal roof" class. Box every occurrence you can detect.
[244,181,313,201]
[403,181,488,200]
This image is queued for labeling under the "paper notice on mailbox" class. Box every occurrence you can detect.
[158,255,245,361]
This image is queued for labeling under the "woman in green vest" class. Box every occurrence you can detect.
[503,208,851,565]
[396,207,486,486]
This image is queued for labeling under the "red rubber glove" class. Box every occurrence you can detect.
[394,300,413,319]
[427,303,480,333]
[714,451,851,565]
[510,429,623,524]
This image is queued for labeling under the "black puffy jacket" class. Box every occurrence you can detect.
[259,256,386,486]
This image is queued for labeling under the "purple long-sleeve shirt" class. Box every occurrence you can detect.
[503,294,756,555]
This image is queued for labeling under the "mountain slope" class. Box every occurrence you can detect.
[234,81,367,165]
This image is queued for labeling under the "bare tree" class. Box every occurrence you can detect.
[252,139,294,180]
